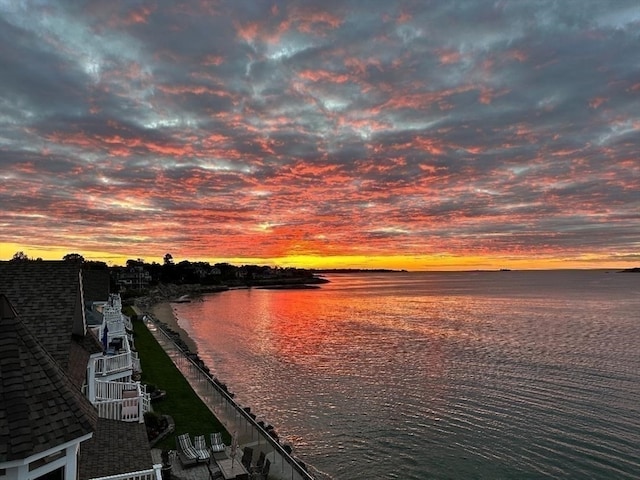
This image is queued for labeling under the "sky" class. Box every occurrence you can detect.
[1,0,639,270]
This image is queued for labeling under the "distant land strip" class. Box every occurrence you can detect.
[311,268,408,273]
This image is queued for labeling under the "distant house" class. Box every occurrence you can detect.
[114,266,152,292]
[0,261,159,480]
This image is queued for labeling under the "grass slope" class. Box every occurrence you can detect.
[132,316,230,449]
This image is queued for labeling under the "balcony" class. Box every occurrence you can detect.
[94,350,137,377]
[93,381,150,423]
[103,304,133,330]
[93,333,141,378]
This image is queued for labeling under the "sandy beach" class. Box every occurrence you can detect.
[150,301,198,353]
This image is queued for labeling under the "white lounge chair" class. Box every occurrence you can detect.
[210,432,226,452]
[176,433,199,467]
[194,434,211,463]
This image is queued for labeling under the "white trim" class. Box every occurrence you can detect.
[88,465,163,480]
[0,433,92,470]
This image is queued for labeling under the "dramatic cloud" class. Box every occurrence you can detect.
[1,0,639,268]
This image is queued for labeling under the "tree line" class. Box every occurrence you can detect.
[8,251,316,287]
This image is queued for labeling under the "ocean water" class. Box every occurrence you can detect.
[172,271,640,479]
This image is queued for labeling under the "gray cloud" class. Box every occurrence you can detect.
[0,0,638,266]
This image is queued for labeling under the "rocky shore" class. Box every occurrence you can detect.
[133,281,325,480]
[134,275,328,310]
[134,283,228,310]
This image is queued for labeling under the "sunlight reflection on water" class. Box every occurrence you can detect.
[173,271,640,479]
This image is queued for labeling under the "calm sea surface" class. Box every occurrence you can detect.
[172,271,640,479]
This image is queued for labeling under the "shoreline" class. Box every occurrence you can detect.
[134,286,330,480]
[150,301,198,354]
[135,278,329,355]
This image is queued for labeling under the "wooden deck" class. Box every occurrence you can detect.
[152,443,290,480]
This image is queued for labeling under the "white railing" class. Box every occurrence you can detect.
[142,387,151,413]
[93,380,150,423]
[106,320,126,337]
[131,351,141,373]
[89,465,162,480]
[94,352,132,376]
[95,380,140,399]
[109,293,123,311]
[94,396,143,422]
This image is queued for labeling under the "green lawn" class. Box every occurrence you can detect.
[130,313,230,449]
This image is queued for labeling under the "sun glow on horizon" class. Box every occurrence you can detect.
[1,242,637,271]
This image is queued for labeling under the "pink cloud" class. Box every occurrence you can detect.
[435,48,463,65]
[588,97,608,109]
[298,69,351,84]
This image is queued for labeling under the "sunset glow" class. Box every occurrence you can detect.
[1,1,639,270]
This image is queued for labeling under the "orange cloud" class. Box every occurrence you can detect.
[290,7,343,35]
[298,69,351,84]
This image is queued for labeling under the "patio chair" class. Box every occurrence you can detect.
[176,433,199,468]
[240,446,254,470]
[194,434,211,463]
[210,471,224,480]
[250,458,270,480]
[210,431,226,453]
[207,462,224,480]
[251,451,265,473]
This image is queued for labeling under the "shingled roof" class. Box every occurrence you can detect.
[78,419,153,480]
[0,261,103,386]
[0,294,98,462]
